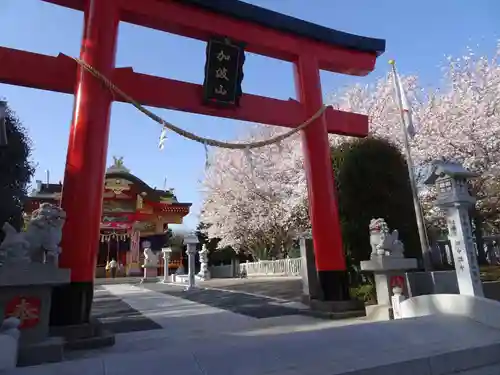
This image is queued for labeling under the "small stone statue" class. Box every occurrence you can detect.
[0,203,66,266]
[175,264,185,275]
[142,247,158,268]
[197,244,210,280]
[369,218,404,258]
[0,223,31,266]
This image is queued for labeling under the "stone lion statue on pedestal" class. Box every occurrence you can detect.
[0,223,31,266]
[25,203,66,264]
[0,203,66,266]
[142,248,158,268]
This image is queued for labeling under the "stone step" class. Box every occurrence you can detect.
[456,363,500,375]
[300,308,366,320]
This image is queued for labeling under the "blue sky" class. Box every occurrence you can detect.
[0,0,498,231]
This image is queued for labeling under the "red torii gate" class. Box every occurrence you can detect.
[0,0,384,325]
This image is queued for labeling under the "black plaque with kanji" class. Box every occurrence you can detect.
[203,37,245,107]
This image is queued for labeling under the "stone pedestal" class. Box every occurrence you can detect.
[142,266,158,280]
[361,256,417,320]
[183,233,199,291]
[127,262,142,277]
[161,248,172,284]
[0,263,70,366]
[186,247,197,290]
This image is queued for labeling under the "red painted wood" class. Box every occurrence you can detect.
[0,49,75,93]
[59,0,120,283]
[118,0,376,76]
[43,0,377,75]
[294,55,345,271]
[0,48,368,136]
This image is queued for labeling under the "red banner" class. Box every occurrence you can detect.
[130,230,140,263]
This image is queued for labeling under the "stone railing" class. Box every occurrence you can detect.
[240,258,302,277]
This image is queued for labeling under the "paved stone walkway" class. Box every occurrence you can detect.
[143,282,303,319]
[7,283,500,374]
[198,276,304,301]
[95,276,304,302]
[91,286,161,334]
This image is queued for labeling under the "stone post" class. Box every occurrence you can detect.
[424,160,484,297]
[299,235,322,303]
[183,234,199,290]
[161,247,172,284]
[391,286,406,320]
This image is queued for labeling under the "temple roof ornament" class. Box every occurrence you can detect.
[106,156,130,174]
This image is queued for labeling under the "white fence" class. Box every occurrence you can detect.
[240,258,302,277]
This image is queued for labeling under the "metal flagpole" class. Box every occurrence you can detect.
[389,60,433,271]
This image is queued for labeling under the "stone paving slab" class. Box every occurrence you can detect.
[91,287,161,334]
[456,363,500,375]
[95,276,304,302]
[7,314,500,375]
[8,282,500,374]
[144,282,303,318]
[66,283,350,362]
[198,276,304,301]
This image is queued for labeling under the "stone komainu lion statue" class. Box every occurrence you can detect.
[0,203,66,266]
[143,247,158,267]
[369,218,404,258]
[0,223,31,265]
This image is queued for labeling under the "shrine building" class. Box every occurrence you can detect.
[23,158,191,277]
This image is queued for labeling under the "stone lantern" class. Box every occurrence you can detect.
[424,160,483,297]
[183,233,199,290]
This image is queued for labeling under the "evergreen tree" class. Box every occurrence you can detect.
[0,102,34,236]
[331,137,420,268]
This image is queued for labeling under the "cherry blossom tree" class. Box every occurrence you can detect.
[328,73,426,148]
[414,44,500,262]
[200,126,308,259]
[415,45,500,224]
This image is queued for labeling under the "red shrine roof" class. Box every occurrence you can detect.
[44,0,385,57]
[25,160,192,218]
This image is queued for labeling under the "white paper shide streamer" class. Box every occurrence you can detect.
[158,126,168,150]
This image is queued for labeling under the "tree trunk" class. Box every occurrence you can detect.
[471,209,488,265]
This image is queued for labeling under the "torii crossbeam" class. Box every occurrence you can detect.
[0,0,384,325]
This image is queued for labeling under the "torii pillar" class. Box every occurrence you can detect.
[50,0,119,325]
